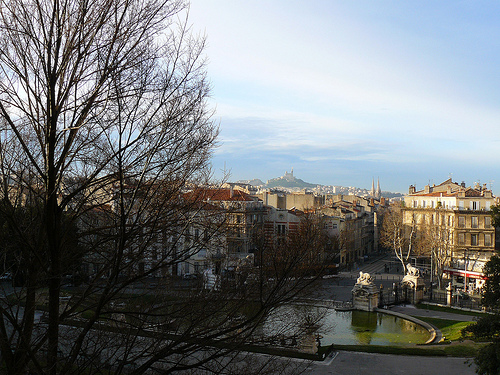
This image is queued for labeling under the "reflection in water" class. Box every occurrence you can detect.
[260,307,430,347]
[350,310,378,344]
[318,310,429,346]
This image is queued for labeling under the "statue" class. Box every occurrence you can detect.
[406,263,420,277]
[401,263,424,304]
[356,271,373,285]
[352,271,378,311]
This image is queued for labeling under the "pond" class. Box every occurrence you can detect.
[320,309,430,346]
[262,305,430,346]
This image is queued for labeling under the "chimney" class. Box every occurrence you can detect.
[424,185,430,194]
[409,185,416,194]
[230,185,234,198]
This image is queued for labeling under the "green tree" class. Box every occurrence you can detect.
[462,314,500,375]
[462,207,500,375]
[482,255,500,309]
[490,205,500,228]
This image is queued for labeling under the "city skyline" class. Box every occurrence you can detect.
[189,1,500,194]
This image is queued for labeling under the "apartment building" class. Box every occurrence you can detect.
[318,198,377,268]
[181,186,266,275]
[403,178,496,292]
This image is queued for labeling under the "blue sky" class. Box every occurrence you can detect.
[189,1,500,194]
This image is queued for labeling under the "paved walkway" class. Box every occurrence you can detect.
[307,351,476,375]
[388,304,478,322]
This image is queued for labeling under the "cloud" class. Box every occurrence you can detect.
[191,1,500,194]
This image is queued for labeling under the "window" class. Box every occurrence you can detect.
[413,201,418,208]
[485,216,492,228]
[471,201,479,210]
[458,216,465,228]
[422,201,426,208]
[471,216,478,229]
[471,234,478,246]
[458,233,465,245]
[485,234,492,247]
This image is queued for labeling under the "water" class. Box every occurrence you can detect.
[262,305,430,346]
[320,309,430,345]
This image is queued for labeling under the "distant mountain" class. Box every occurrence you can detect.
[236,178,265,186]
[237,170,316,189]
[237,170,404,197]
[265,170,316,189]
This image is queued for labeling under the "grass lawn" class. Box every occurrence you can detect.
[418,317,474,341]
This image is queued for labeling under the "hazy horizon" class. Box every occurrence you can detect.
[190,1,500,195]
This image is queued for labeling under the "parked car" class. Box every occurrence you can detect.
[182,273,198,280]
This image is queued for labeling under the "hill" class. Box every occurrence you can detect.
[265,170,316,189]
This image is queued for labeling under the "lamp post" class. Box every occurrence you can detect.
[430,249,433,301]
[464,249,468,293]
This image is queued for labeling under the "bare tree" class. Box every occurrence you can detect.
[416,219,452,289]
[338,220,356,271]
[380,204,417,275]
[0,1,331,373]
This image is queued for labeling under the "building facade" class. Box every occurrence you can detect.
[403,178,496,292]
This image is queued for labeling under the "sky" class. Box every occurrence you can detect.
[188,1,500,194]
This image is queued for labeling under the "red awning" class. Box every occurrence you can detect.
[443,268,486,280]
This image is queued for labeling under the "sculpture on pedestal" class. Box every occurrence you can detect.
[401,263,424,304]
[352,271,379,311]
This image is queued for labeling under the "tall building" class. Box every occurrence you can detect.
[403,178,496,292]
[370,177,381,200]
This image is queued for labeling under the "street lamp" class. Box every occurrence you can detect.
[464,249,468,293]
[430,249,433,301]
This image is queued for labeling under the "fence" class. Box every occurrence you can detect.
[376,282,482,310]
[378,284,414,307]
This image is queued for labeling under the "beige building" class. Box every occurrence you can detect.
[257,190,323,211]
[318,198,377,268]
[403,178,496,292]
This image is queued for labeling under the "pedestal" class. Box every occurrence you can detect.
[446,282,453,306]
[352,273,379,312]
[401,273,425,304]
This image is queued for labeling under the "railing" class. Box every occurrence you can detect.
[421,288,482,310]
